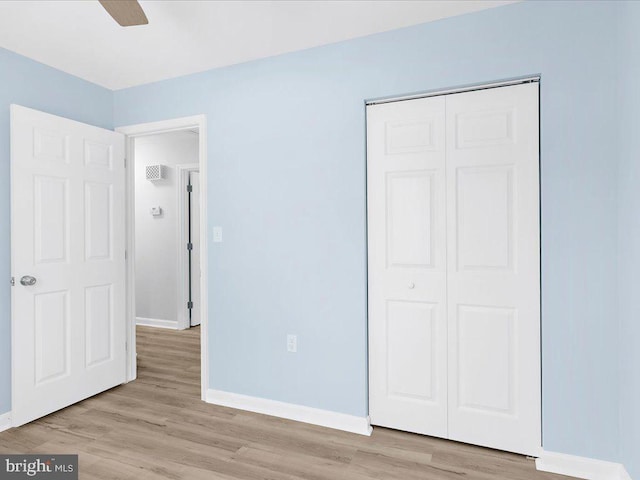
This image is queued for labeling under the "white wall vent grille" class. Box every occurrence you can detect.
[146,164,164,181]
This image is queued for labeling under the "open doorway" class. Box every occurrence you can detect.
[117,115,208,401]
[133,130,200,330]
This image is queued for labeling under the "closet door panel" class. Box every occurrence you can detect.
[445,83,540,455]
[367,97,448,437]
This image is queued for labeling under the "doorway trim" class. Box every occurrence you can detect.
[116,115,209,401]
[176,163,199,331]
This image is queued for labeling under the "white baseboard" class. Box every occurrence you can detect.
[136,317,178,330]
[0,412,12,433]
[536,450,632,480]
[206,389,372,436]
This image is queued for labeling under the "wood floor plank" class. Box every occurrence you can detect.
[0,325,573,479]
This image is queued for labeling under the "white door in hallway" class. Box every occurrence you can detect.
[11,105,126,426]
[445,83,540,455]
[189,171,201,327]
[367,82,540,456]
[367,95,449,438]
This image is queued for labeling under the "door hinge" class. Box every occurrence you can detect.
[187,301,193,309]
[125,250,127,260]
[187,242,193,251]
[124,158,127,168]
[10,277,14,286]
[187,184,193,193]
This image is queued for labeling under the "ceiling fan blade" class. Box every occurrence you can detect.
[99,0,148,27]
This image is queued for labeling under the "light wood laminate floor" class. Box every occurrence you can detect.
[0,326,571,479]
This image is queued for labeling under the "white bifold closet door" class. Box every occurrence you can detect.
[367,95,449,438]
[367,83,540,456]
[445,84,540,454]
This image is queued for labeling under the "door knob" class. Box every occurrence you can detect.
[408,282,415,289]
[20,275,37,286]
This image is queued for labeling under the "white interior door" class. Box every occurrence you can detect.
[367,96,448,437]
[445,83,540,455]
[11,104,126,426]
[189,171,201,327]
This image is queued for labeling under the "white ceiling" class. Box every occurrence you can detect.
[0,0,517,90]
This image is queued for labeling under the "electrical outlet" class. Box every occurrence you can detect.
[287,334,297,353]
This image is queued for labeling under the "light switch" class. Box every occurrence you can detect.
[213,226,223,243]
[287,334,297,353]
[150,206,162,216]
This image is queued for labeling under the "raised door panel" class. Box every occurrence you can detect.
[456,305,515,414]
[456,166,514,271]
[85,182,113,261]
[34,176,69,264]
[386,301,436,402]
[386,171,434,268]
[33,128,70,164]
[84,140,113,170]
[386,119,437,154]
[34,291,70,384]
[455,109,514,149]
[85,284,113,368]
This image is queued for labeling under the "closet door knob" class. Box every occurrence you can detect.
[408,282,415,289]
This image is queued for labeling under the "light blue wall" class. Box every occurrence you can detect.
[0,49,113,415]
[618,1,640,478]
[114,1,622,461]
